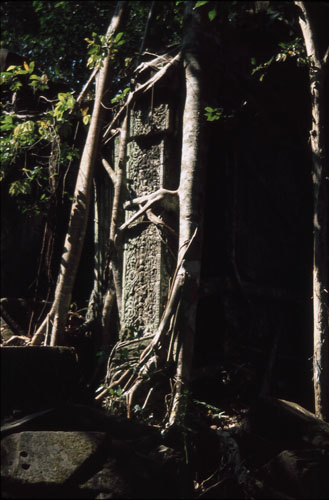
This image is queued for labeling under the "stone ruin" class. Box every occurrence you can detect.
[116,77,181,341]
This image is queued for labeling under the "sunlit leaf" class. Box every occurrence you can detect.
[83,114,91,125]
[208,9,217,21]
[114,32,124,44]
[194,0,208,8]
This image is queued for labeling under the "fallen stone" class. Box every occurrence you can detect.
[1,431,132,498]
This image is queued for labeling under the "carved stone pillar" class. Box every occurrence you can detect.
[118,88,180,340]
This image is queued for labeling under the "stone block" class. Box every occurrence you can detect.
[1,431,131,498]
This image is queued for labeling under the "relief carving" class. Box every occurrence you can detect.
[120,102,173,339]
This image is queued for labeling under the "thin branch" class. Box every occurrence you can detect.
[140,227,198,361]
[95,369,130,401]
[138,1,155,58]
[76,67,98,106]
[323,46,329,66]
[102,51,181,142]
[102,157,117,184]
[145,209,178,237]
[135,50,176,74]
[2,111,45,119]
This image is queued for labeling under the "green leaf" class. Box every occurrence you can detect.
[114,32,124,44]
[194,0,208,8]
[208,9,217,21]
[0,115,14,132]
[251,57,256,66]
[57,92,68,102]
[9,180,31,196]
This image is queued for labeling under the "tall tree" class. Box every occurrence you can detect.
[295,1,329,421]
[31,1,128,346]
[168,1,205,426]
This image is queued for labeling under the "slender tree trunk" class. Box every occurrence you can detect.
[107,112,128,320]
[169,2,206,426]
[86,175,111,325]
[295,1,329,421]
[31,1,128,346]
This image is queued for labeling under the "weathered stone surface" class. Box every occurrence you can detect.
[130,103,170,136]
[1,431,132,497]
[2,431,107,484]
[120,101,176,339]
[1,429,182,498]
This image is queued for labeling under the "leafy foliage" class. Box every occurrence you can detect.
[251,36,308,82]
[204,106,223,122]
[0,1,117,88]
[85,31,125,69]
[0,60,84,215]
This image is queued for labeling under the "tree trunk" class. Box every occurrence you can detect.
[169,2,206,426]
[31,1,128,346]
[295,1,329,421]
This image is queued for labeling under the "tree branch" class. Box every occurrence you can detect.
[119,188,178,231]
[102,51,181,143]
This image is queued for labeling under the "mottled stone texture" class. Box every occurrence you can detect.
[119,95,179,339]
[1,431,131,497]
[1,430,182,498]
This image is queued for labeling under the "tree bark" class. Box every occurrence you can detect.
[169,2,206,426]
[295,1,329,421]
[31,1,128,346]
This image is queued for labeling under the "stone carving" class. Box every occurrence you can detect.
[130,103,170,136]
[119,101,174,339]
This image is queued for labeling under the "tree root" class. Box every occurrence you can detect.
[119,188,178,232]
[97,229,197,423]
